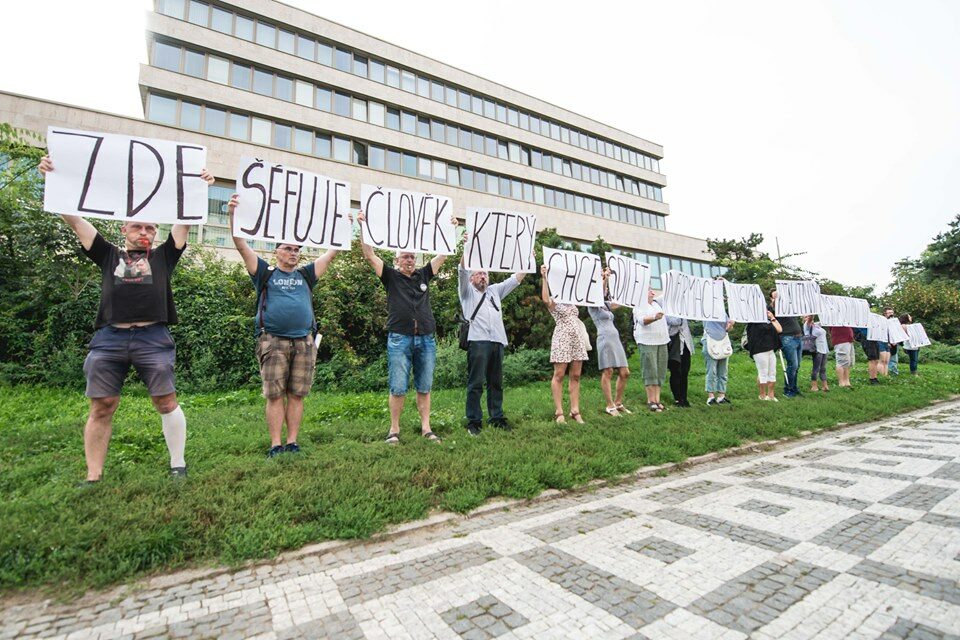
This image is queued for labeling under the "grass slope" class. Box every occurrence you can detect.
[1,353,958,593]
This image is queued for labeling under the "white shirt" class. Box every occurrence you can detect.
[633,300,669,346]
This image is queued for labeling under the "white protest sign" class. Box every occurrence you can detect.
[543,247,604,307]
[775,280,822,316]
[905,323,932,348]
[887,317,909,344]
[817,295,871,328]
[660,270,727,322]
[867,313,889,342]
[604,253,650,308]
[464,207,537,272]
[723,281,767,323]
[360,184,455,254]
[233,156,351,249]
[44,126,208,224]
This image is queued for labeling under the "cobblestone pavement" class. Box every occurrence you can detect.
[4,402,960,639]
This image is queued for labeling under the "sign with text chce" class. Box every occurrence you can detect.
[774,280,822,316]
[661,270,727,322]
[44,126,208,224]
[543,247,603,307]
[360,184,455,254]
[464,207,537,272]
[233,156,351,249]
[604,253,650,308]
[905,324,932,348]
[867,313,888,342]
[817,295,870,328]
[723,281,767,323]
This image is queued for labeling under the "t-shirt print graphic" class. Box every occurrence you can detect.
[112,251,154,285]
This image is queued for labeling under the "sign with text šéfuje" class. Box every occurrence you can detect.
[604,253,650,308]
[543,247,603,307]
[661,270,727,322]
[360,184,455,254]
[44,126,208,224]
[775,280,821,317]
[233,156,351,249]
[464,207,537,272]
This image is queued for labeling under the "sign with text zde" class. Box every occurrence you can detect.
[774,280,822,317]
[44,126,208,224]
[661,270,727,322]
[604,253,650,308]
[360,184,455,254]
[723,281,767,323]
[464,207,537,272]
[543,247,604,307]
[233,156,351,249]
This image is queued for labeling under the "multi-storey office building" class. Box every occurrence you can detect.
[0,0,715,289]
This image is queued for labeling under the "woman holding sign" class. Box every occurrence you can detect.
[899,313,920,375]
[589,269,631,417]
[633,288,670,412]
[540,265,588,424]
[746,310,783,401]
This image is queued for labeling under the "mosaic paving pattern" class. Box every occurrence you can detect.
[3,401,960,639]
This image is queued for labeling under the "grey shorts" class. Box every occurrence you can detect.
[83,324,176,398]
[835,342,855,368]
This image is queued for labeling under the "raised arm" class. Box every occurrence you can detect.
[170,168,215,249]
[38,156,98,251]
[539,264,556,311]
[600,267,620,309]
[226,194,259,275]
[767,309,783,333]
[355,210,384,278]
[428,214,459,274]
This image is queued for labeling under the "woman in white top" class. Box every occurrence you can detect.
[633,288,670,412]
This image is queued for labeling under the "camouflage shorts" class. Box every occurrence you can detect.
[256,333,317,399]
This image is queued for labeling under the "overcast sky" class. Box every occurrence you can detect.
[2,0,957,290]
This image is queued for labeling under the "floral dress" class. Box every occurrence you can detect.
[550,303,588,363]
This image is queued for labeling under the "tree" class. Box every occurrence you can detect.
[918,213,960,282]
[705,233,814,293]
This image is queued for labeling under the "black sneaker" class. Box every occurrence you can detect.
[490,419,512,431]
[466,422,482,436]
[267,445,284,458]
[870,378,880,385]
[717,397,732,405]
[284,442,300,454]
[169,466,188,479]
[706,397,717,406]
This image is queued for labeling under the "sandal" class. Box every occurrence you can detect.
[555,411,566,424]
[656,403,665,411]
[422,431,441,442]
[615,404,632,415]
[604,406,621,417]
[649,402,659,412]
[384,432,400,445]
[570,411,585,424]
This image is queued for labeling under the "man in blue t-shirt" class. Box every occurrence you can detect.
[229,195,343,457]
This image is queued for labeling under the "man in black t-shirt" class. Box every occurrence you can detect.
[39,156,214,483]
[356,210,455,444]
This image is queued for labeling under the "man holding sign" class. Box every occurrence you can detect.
[228,194,345,458]
[39,155,214,483]
[357,210,455,444]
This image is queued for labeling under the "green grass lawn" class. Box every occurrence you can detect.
[1,353,958,594]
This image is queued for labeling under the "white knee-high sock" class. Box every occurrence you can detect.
[161,405,187,468]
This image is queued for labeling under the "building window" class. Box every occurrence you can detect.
[386,107,400,130]
[187,0,208,26]
[315,134,331,158]
[317,42,333,66]
[158,0,185,19]
[334,47,351,72]
[147,94,177,125]
[203,107,226,136]
[386,149,401,173]
[274,123,291,149]
[183,50,204,78]
[353,141,368,166]
[251,117,271,145]
[228,113,248,139]
[368,101,385,126]
[315,87,331,111]
[207,56,229,84]
[351,98,367,121]
[180,102,201,130]
[152,41,181,72]
[294,80,312,107]
[401,153,416,176]
[296,35,315,61]
[277,29,295,54]
[275,76,293,102]
[369,145,385,169]
[332,136,350,162]
[333,92,350,117]
[369,60,385,83]
[352,54,368,77]
[294,128,313,154]
[255,22,276,47]
[235,15,254,41]
[252,69,272,95]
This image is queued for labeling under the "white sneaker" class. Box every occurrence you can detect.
[763,396,771,401]
[770,397,779,402]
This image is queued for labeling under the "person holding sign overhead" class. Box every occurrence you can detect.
[357,210,454,444]
[540,264,589,423]
[589,269,631,417]
[633,288,670,412]
[38,155,214,483]
[458,251,526,436]
[227,194,344,458]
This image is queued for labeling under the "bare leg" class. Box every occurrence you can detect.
[869,360,878,379]
[85,396,119,481]
[265,396,285,447]
[416,392,432,434]
[388,394,405,435]
[652,385,661,405]
[551,363,568,416]
[646,384,656,404]
[285,395,305,443]
[600,368,614,408]
[615,368,629,405]
[879,352,889,376]
[568,360,583,416]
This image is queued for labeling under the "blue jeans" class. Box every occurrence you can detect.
[701,337,728,394]
[780,335,802,395]
[905,349,919,373]
[387,333,436,396]
[889,350,899,375]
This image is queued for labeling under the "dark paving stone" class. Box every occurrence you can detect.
[785,447,839,461]
[514,547,676,628]
[893,435,960,446]
[811,476,857,488]
[855,449,952,462]
[808,462,919,482]
[440,595,530,639]
[523,506,638,543]
[931,462,960,481]
[862,458,902,467]
[839,436,874,447]
[644,480,731,505]
[626,536,695,564]
[878,617,960,640]
[746,480,870,511]
[728,463,793,479]
[275,611,366,640]
[737,499,791,517]
[849,559,960,606]
[881,485,955,511]
[920,513,960,529]
[811,513,912,557]
[651,507,799,552]
[688,559,838,634]
[337,542,499,605]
